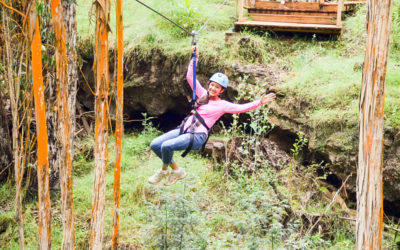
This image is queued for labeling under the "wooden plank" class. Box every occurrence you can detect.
[337,0,344,27]
[238,0,245,22]
[248,8,337,16]
[249,13,336,25]
[251,1,361,12]
[254,1,323,10]
[234,20,342,34]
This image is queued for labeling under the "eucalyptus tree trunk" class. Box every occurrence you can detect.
[89,0,111,248]
[50,0,75,248]
[63,0,78,155]
[356,0,393,249]
[29,2,52,248]
[112,0,124,248]
[2,6,25,249]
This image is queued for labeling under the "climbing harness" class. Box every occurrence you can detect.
[179,110,210,157]
[135,0,229,157]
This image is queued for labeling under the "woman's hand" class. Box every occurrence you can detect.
[191,45,198,59]
[260,93,276,105]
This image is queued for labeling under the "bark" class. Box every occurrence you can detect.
[89,0,110,248]
[2,7,25,249]
[111,0,124,248]
[50,0,75,248]
[29,3,52,249]
[356,0,393,249]
[63,0,78,156]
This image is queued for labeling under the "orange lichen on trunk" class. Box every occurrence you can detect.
[89,0,110,249]
[50,0,75,248]
[356,0,393,249]
[111,0,124,249]
[30,7,51,250]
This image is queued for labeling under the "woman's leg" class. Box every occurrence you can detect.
[149,132,206,185]
[161,133,207,186]
[150,128,181,169]
[160,132,207,166]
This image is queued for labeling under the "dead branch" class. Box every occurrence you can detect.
[306,173,352,235]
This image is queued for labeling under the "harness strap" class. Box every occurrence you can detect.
[192,50,197,105]
[180,110,210,157]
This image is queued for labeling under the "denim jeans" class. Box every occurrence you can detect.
[150,128,207,165]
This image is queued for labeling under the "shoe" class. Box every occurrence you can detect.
[164,168,187,186]
[148,169,169,184]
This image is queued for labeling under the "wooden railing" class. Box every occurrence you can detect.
[238,0,350,27]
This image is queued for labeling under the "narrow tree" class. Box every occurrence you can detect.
[356,0,393,249]
[63,0,79,155]
[2,4,25,249]
[50,0,75,248]
[29,2,52,249]
[89,0,111,248]
[111,0,124,248]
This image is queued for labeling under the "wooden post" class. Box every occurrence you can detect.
[238,0,244,22]
[356,0,393,249]
[336,0,344,27]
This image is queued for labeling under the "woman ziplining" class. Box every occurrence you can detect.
[148,45,277,186]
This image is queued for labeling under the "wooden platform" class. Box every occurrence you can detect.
[234,20,342,34]
[235,0,365,34]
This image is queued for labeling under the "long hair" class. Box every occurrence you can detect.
[194,81,225,108]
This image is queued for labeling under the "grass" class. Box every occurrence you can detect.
[76,0,400,130]
[77,0,235,55]
[1,129,399,248]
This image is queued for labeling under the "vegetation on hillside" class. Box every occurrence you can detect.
[76,0,400,130]
[1,0,399,248]
[1,116,399,248]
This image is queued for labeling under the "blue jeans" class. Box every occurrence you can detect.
[150,128,207,165]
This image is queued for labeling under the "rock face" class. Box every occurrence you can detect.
[77,47,400,216]
[78,48,280,126]
[269,97,400,215]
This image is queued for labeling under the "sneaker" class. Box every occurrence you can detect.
[164,168,187,186]
[148,169,169,184]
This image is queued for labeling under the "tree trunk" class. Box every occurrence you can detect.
[2,7,25,249]
[63,0,78,156]
[29,3,52,249]
[112,0,124,248]
[89,0,110,248]
[50,0,75,248]
[356,0,393,249]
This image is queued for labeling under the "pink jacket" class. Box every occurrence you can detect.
[183,59,262,134]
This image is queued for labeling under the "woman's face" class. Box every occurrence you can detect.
[208,81,224,97]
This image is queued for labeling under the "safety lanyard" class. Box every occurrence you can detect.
[192,45,197,105]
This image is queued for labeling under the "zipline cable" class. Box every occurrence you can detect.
[135,0,229,40]
[135,0,229,108]
[197,0,229,33]
[135,0,192,35]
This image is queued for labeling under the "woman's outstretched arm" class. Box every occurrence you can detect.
[186,47,207,98]
[222,93,276,114]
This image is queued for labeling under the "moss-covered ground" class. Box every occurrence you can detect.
[1,125,399,248]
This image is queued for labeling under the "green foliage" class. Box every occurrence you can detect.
[291,132,308,160]
[141,112,160,136]
[144,183,208,249]
[391,1,400,54]
[162,0,200,37]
